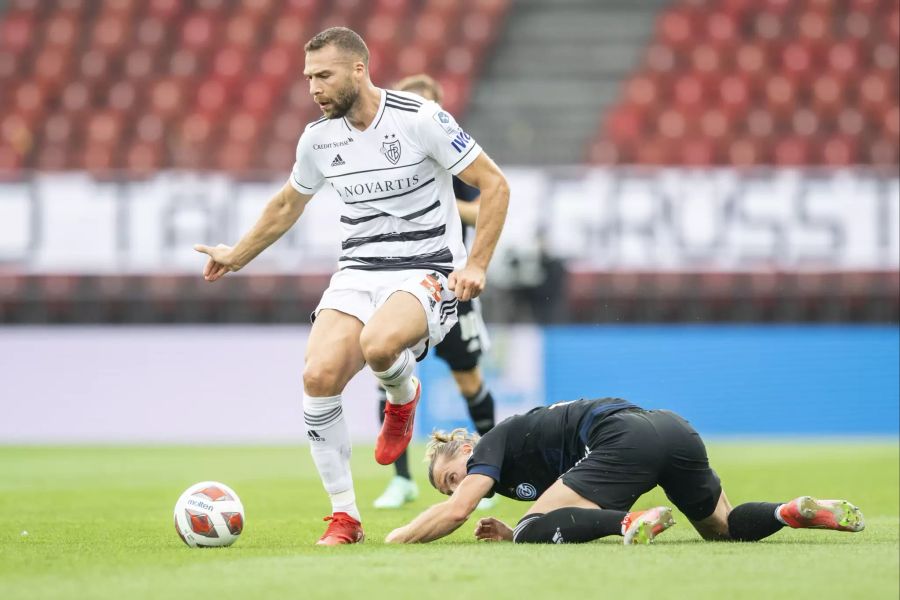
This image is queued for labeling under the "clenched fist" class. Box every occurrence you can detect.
[448,263,486,302]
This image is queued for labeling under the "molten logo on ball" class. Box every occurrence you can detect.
[173,481,245,548]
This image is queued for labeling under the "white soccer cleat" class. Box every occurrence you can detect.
[373,476,418,509]
[622,506,676,545]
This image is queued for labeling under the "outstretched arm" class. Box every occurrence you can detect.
[385,474,494,544]
[194,182,313,282]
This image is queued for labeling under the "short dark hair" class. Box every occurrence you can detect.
[304,27,369,65]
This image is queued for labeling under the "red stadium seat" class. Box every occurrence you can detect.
[195,78,231,116]
[147,0,182,20]
[657,10,694,50]
[735,41,769,79]
[127,142,164,175]
[773,136,811,166]
[657,108,688,139]
[727,137,766,167]
[884,105,900,139]
[86,111,124,145]
[672,73,705,114]
[218,141,254,173]
[781,42,815,83]
[819,135,859,166]
[753,11,783,41]
[124,48,158,81]
[606,106,645,144]
[699,108,730,140]
[149,78,189,117]
[43,13,79,48]
[262,140,298,172]
[91,12,131,53]
[0,51,16,81]
[791,107,820,137]
[225,13,259,49]
[797,10,829,43]
[33,48,71,89]
[843,10,873,40]
[680,137,717,166]
[869,136,899,166]
[227,111,261,144]
[259,45,297,83]
[644,43,676,74]
[211,46,248,83]
[836,107,866,137]
[180,12,218,50]
[170,48,206,79]
[764,75,798,121]
[242,78,279,115]
[719,74,751,119]
[811,74,843,119]
[0,13,35,54]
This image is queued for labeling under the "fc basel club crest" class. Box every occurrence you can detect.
[382,134,401,164]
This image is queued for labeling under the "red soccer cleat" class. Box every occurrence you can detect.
[316,512,365,546]
[621,506,676,545]
[374,377,421,465]
[777,496,865,532]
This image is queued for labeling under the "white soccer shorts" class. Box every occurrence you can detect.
[312,268,459,360]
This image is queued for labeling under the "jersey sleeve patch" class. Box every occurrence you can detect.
[432,110,460,136]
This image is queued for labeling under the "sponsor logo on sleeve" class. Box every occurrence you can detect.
[450,130,472,153]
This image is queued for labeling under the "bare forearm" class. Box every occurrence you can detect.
[387,502,469,544]
[231,187,305,268]
[466,179,509,270]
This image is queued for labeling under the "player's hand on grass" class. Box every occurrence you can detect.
[384,527,407,544]
[448,263,486,302]
[193,243,240,282]
[474,517,513,542]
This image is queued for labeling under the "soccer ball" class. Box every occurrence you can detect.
[173,481,244,548]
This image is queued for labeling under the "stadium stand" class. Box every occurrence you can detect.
[0,0,511,174]
[0,1,896,325]
[591,0,900,165]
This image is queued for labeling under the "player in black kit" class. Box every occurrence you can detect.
[373,74,496,510]
[385,398,865,545]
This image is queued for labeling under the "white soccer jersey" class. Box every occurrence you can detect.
[289,89,483,275]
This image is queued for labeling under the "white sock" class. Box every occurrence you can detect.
[372,349,417,405]
[303,393,361,522]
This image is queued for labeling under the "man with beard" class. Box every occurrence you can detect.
[194,27,510,545]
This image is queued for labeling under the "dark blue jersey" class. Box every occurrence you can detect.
[466,398,639,501]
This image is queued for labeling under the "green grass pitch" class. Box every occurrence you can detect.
[1,442,897,600]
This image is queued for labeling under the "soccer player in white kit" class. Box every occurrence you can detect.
[193,27,510,545]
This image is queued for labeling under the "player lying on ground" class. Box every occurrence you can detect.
[373,73,497,511]
[385,398,865,544]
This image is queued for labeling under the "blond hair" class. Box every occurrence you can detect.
[394,73,444,104]
[425,428,480,489]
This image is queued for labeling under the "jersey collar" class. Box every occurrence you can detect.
[342,88,387,134]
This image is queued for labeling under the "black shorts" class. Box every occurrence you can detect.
[560,409,722,521]
[433,299,487,372]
